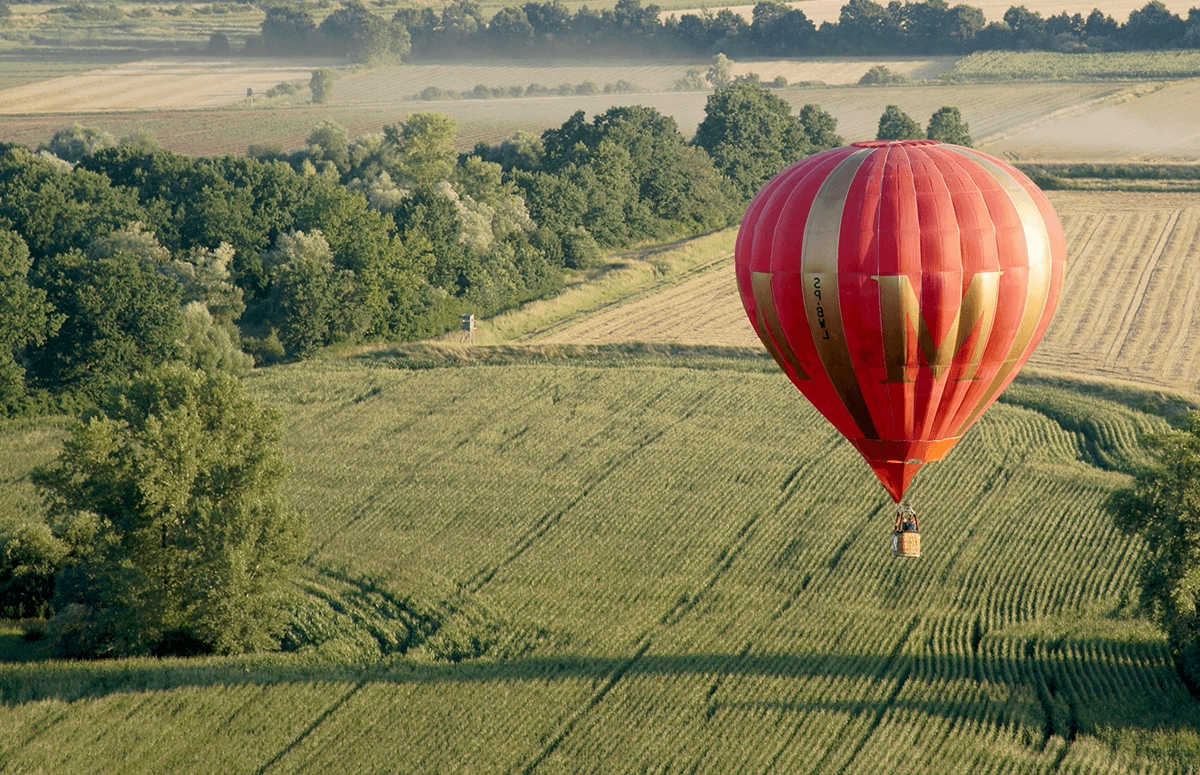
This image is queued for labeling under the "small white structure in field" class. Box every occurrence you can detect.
[461,313,476,344]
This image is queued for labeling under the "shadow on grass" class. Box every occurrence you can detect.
[2,639,1197,740]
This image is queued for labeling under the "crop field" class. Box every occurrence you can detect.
[0,105,547,156]
[0,78,1145,162]
[944,50,1200,82]
[2,354,1198,772]
[0,59,330,113]
[336,57,959,101]
[536,259,756,347]
[537,192,1200,394]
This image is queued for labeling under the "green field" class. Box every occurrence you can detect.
[2,346,1199,773]
[943,49,1200,81]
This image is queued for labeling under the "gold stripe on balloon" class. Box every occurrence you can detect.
[801,148,877,439]
[948,148,1053,432]
[872,271,1002,382]
[751,271,811,380]
[955,270,1003,381]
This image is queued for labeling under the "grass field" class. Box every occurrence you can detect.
[2,351,1199,772]
[944,50,1200,81]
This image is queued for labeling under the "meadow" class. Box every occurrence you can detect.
[2,348,1199,772]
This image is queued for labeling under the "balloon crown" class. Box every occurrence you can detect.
[850,139,942,148]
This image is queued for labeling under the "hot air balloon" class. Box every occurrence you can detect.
[735,140,1065,557]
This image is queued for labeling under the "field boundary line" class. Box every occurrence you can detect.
[256,679,368,775]
[1056,214,1106,305]
[1105,209,1181,367]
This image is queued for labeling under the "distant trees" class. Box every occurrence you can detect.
[0,230,57,414]
[0,81,852,410]
[28,236,184,401]
[693,82,813,201]
[259,2,408,62]
[1107,414,1200,696]
[310,69,334,104]
[255,0,1200,61]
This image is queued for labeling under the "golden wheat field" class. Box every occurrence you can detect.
[0,59,332,114]
[537,192,1200,394]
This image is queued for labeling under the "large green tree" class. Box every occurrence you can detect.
[1106,413,1200,695]
[0,230,59,414]
[34,364,303,657]
[692,82,812,201]
[29,244,183,399]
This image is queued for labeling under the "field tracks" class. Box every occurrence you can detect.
[829,614,923,774]
[1163,210,1200,361]
[1106,208,1181,366]
[256,680,369,775]
[520,510,761,773]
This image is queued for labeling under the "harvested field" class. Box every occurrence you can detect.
[536,259,757,347]
[336,57,959,100]
[985,79,1200,162]
[0,74,1171,162]
[539,192,1200,393]
[0,106,541,156]
[0,58,330,113]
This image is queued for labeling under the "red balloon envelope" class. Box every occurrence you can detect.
[736,140,1066,502]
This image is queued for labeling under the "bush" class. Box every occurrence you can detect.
[0,521,68,619]
[561,227,602,269]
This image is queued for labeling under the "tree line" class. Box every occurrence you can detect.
[2,85,902,422]
[255,0,1200,63]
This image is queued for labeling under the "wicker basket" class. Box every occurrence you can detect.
[892,530,921,558]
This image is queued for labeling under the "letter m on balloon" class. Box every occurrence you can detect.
[871,272,1002,383]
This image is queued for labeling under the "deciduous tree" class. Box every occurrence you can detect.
[876,104,923,140]
[34,363,303,657]
[1107,413,1200,695]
